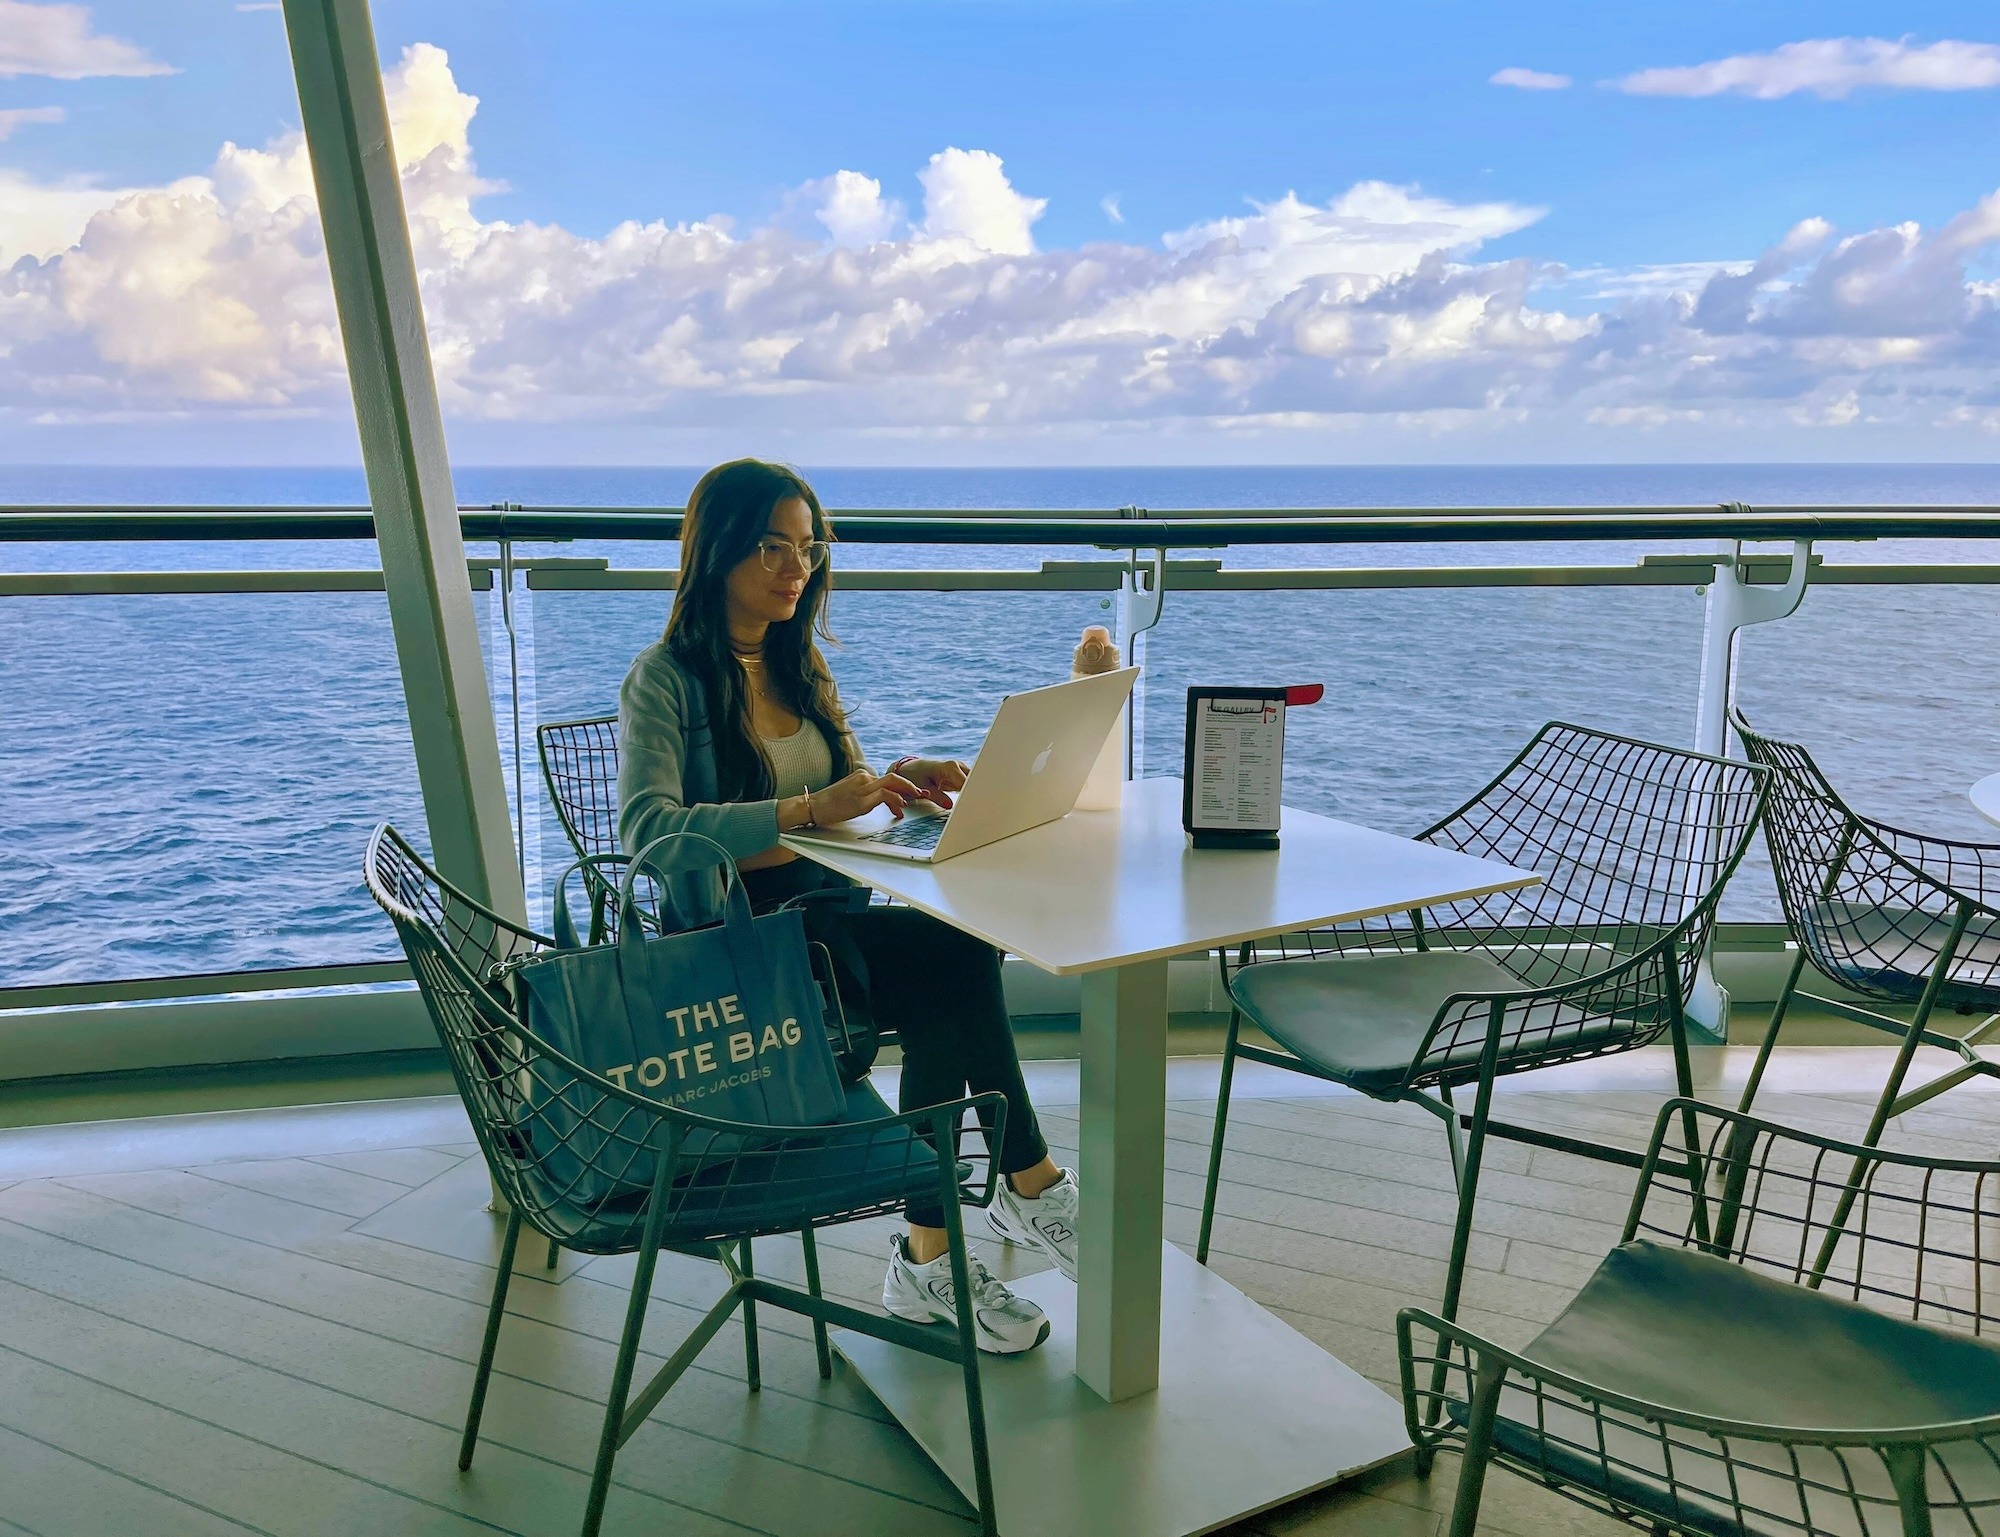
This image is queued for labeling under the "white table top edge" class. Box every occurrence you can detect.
[781,778,1542,977]
[1973,772,2000,831]
[772,851,1539,976]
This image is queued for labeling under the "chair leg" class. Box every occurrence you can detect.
[1863,906,1973,1149]
[1438,1083,1466,1192]
[799,1225,833,1381]
[1446,1351,1507,1537]
[582,1211,666,1537]
[1427,1007,1503,1427]
[739,1238,761,1393]
[1737,948,1807,1116]
[1666,988,1714,1249]
[938,1114,998,1537]
[1884,1443,1935,1537]
[1809,911,1973,1288]
[1197,1004,1244,1265]
[460,1206,522,1471]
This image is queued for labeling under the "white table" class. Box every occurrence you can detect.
[1973,773,2000,830]
[784,779,1539,1537]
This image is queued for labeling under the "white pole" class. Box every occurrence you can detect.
[1686,532,1812,1035]
[280,0,525,923]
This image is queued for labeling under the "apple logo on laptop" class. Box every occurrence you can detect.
[1031,743,1055,775]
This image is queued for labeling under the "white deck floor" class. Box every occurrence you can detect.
[0,1046,1991,1537]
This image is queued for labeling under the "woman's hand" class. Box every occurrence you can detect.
[807,769,925,825]
[894,757,970,810]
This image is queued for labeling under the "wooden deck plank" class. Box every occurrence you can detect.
[0,1341,508,1536]
[191,1157,425,1219]
[14,1065,1987,1537]
[0,1270,964,1537]
[0,1418,265,1537]
[0,1199,962,1518]
[304,1147,470,1187]
[0,1184,930,1492]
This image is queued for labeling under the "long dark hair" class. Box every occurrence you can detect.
[664,458,854,800]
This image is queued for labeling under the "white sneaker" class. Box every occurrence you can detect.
[881,1234,1051,1355]
[986,1168,1079,1281]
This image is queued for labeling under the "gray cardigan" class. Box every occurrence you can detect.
[617,640,867,869]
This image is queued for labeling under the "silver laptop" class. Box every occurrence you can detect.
[786,666,1139,863]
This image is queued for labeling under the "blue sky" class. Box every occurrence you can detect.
[5,1,2000,463]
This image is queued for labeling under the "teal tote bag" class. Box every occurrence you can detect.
[505,833,846,1206]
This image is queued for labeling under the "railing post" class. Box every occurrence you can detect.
[280,0,524,923]
[1115,507,1165,778]
[1688,515,1812,1034]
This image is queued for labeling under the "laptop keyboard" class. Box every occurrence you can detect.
[860,815,949,850]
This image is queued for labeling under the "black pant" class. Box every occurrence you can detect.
[741,860,1049,1228]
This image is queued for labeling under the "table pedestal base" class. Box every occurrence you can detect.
[832,1244,1410,1537]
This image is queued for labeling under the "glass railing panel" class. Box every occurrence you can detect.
[1731,578,2000,920]
[0,585,427,988]
[1134,582,1707,837]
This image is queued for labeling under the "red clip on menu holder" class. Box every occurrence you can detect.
[1181,685,1325,850]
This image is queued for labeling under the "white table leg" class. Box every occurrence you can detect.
[1075,956,1170,1402]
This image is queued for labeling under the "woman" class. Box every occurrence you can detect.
[617,458,1078,1355]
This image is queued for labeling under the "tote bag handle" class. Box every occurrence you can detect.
[617,833,781,1042]
[549,853,634,949]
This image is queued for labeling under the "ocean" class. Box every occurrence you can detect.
[4,463,1999,990]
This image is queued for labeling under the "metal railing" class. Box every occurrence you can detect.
[4,500,2000,1026]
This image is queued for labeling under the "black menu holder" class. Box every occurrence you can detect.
[1181,686,1323,850]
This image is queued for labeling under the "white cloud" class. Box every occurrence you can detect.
[1101,194,1124,225]
[917,147,1045,255]
[1490,67,1571,91]
[0,1,172,79]
[0,104,63,139]
[803,170,901,247]
[0,166,149,262]
[8,42,2000,448]
[1618,36,2000,100]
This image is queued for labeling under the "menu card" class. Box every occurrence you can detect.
[1181,686,1323,849]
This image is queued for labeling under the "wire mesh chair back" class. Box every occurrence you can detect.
[1405,1099,2000,1536]
[1732,709,2000,1009]
[1420,723,1765,990]
[365,823,659,1250]
[1634,1100,2000,1336]
[366,823,959,1255]
[538,714,621,859]
[1226,724,1766,1091]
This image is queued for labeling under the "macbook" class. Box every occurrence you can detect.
[785,666,1139,863]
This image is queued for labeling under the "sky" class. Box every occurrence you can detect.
[3,1,2000,465]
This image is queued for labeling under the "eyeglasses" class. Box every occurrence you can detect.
[755,537,831,573]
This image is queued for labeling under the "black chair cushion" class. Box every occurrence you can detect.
[1230,949,1634,1094]
[661,1078,956,1243]
[1527,1240,2000,1429]
[1803,901,2000,1010]
[523,1079,961,1251]
[1467,1240,2000,1535]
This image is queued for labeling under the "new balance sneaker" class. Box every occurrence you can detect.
[986,1167,1079,1281]
[881,1234,1051,1355]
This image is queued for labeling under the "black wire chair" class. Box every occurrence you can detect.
[1730,709,2000,1146]
[537,714,624,938]
[1197,723,1769,1366]
[1401,1097,2000,1537]
[364,824,1007,1537]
